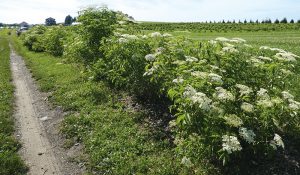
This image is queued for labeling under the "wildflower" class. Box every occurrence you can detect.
[155,47,165,53]
[141,35,148,39]
[249,57,264,66]
[241,102,254,113]
[231,38,246,43]
[270,134,284,149]
[222,46,239,53]
[150,32,162,37]
[214,87,235,101]
[280,69,293,75]
[184,86,212,111]
[181,156,193,167]
[172,77,184,84]
[172,60,186,65]
[274,52,298,62]
[239,127,256,144]
[208,73,223,84]
[145,54,156,61]
[236,84,253,96]
[223,114,243,127]
[288,99,300,110]
[191,71,208,79]
[163,33,173,37]
[224,42,235,48]
[209,40,217,45]
[257,88,269,99]
[185,56,198,62]
[258,56,272,62]
[281,91,294,100]
[215,37,230,42]
[118,38,128,43]
[257,99,273,108]
[222,135,242,154]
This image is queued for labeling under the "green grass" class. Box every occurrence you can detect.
[0,30,27,175]
[170,30,300,55]
[10,33,219,174]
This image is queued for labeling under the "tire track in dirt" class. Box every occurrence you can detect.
[10,45,84,175]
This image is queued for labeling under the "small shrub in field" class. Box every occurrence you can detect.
[43,26,67,56]
[22,25,46,52]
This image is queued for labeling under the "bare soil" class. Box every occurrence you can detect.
[10,46,84,175]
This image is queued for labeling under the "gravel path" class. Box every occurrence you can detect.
[10,45,83,175]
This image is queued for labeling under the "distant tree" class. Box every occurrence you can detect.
[297,19,300,23]
[64,15,73,25]
[232,20,236,23]
[0,23,3,27]
[73,17,77,22]
[274,19,280,24]
[222,20,225,23]
[244,19,247,24]
[238,20,242,23]
[290,19,294,23]
[255,19,259,23]
[249,20,254,23]
[280,18,287,23]
[45,17,56,26]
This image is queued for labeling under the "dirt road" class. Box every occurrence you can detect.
[10,46,83,175]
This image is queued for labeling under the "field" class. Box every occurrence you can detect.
[2,7,300,175]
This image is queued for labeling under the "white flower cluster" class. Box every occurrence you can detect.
[241,102,254,113]
[239,127,256,144]
[181,156,193,167]
[214,87,235,101]
[270,134,285,149]
[172,77,184,84]
[185,56,198,62]
[145,54,156,61]
[259,46,286,53]
[249,57,264,66]
[163,33,173,37]
[222,46,239,53]
[191,71,208,79]
[236,84,253,96]
[223,114,243,127]
[173,60,187,65]
[258,56,273,62]
[208,73,223,84]
[183,86,212,111]
[222,135,242,154]
[275,52,298,62]
[215,37,246,43]
[256,88,273,108]
[150,32,162,37]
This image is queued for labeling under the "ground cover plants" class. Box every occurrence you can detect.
[0,31,27,175]
[16,7,300,174]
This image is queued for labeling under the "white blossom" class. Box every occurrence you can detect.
[208,73,223,84]
[257,99,274,108]
[214,87,235,101]
[239,127,256,144]
[215,37,230,42]
[163,33,173,37]
[270,134,284,149]
[150,32,162,37]
[241,102,254,113]
[183,86,212,111]
[118,38,128,43]
[231,38,246,43]
[191,71,208,79]
[288,99,300,110]
[222,46,239,53]
[172,60,187,65]
[275,52,298,62]
[222,135,242,154]
[257,88,269,99]
[281,91,294,100]
[172,77,184,84]
[258,56,272,62]
[145,54,156,61]
[181,156,193,167]
[223,114,243,127]
[185,56,198,62]
[236,84,253,96]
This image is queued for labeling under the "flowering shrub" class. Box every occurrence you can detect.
[43,26,67,56]
[22,25,47,52]
[143,37,300,165]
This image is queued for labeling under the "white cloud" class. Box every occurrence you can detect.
[0,0,299,24]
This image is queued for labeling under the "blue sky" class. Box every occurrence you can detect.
[0,0,299,24]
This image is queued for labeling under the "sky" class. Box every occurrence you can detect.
[0,0,299,24]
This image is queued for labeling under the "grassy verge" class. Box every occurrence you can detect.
[10,34,219,174]
[0,30,27,174]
